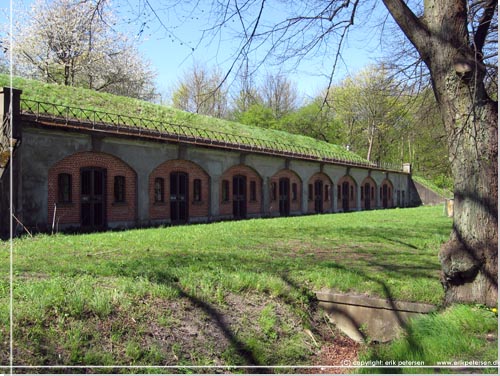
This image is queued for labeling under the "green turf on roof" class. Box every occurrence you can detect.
[1,74,366,162]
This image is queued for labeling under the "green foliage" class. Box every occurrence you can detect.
[258,304,279,340]
[234,103,278,129]
[279,99,345,144]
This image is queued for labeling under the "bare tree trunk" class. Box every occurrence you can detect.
[366,122,375,161]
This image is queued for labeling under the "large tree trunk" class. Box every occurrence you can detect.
[424,1,498,306]
[383,0,498,305]
[436,72,498,306]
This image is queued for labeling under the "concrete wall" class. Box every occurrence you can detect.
[412,180,448,205]
[11,125,413,233]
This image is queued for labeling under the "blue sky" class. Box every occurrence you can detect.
[10,0,389,101]
[118,0,389,101]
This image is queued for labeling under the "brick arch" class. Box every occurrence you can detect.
[48,151,137,228]
[361,176,377,210]
[337,175,357,211]
[269,168,302,215]
[307,172,334,214]
[149,159,210,221]
[380,178,394,208]
[220,164,263,217]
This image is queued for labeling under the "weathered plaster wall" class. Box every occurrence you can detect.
[16,126,413,232]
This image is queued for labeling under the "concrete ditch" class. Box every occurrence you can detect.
[315,290,436,343]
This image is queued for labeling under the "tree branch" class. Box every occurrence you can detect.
[473,0,498,55]
[381,0,431,62]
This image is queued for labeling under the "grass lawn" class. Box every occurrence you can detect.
[0,205,496,371]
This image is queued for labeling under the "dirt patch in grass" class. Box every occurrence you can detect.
[300,316,360,374]
[304,335,360,374]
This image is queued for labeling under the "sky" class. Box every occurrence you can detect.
[117,0,390,101]
[8,0,391,102]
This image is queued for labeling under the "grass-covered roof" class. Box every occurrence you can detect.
[1,74,367,163]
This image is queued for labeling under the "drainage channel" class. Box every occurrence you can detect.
[315,290,436,343]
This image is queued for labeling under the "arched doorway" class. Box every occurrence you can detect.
[337,175,357,212]
[381,179,394,208]
[48,151,137,231]
[270,169,301,216]
[149,159,210,224]
[307,172,332,214]
[220,164,262,219]
[361,177,377,210]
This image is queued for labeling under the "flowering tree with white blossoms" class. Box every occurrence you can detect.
[4,0,156,100]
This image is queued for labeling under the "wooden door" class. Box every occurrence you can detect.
[232,175,247,219]
[314,180,323,213]
[170,172,189,223]
[364,183,371,210]
[80,167,106,229]
[279,178,290,216]
[382,184,389,208]
[342,182,350,211]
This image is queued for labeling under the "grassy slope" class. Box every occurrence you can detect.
[0,74,365,162]
[0,206,464,369]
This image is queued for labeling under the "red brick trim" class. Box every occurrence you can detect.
[337,175,357,211]
[307,172,333,213]
[48,151,137,227]
[149,159,210,220]
[220,164,263,216]
[269,169,302,214]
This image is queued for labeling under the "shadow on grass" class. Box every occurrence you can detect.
[117,254,427,373]
[10,208,455,372]
[128,267,270,372]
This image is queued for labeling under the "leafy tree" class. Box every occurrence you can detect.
[231,72,299,127]
[330,66,408,163]
[234,103,277,129]
[231,58,263,116]
[279,98,344,144]
[3,0,156,100]
[406,90,451,184]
